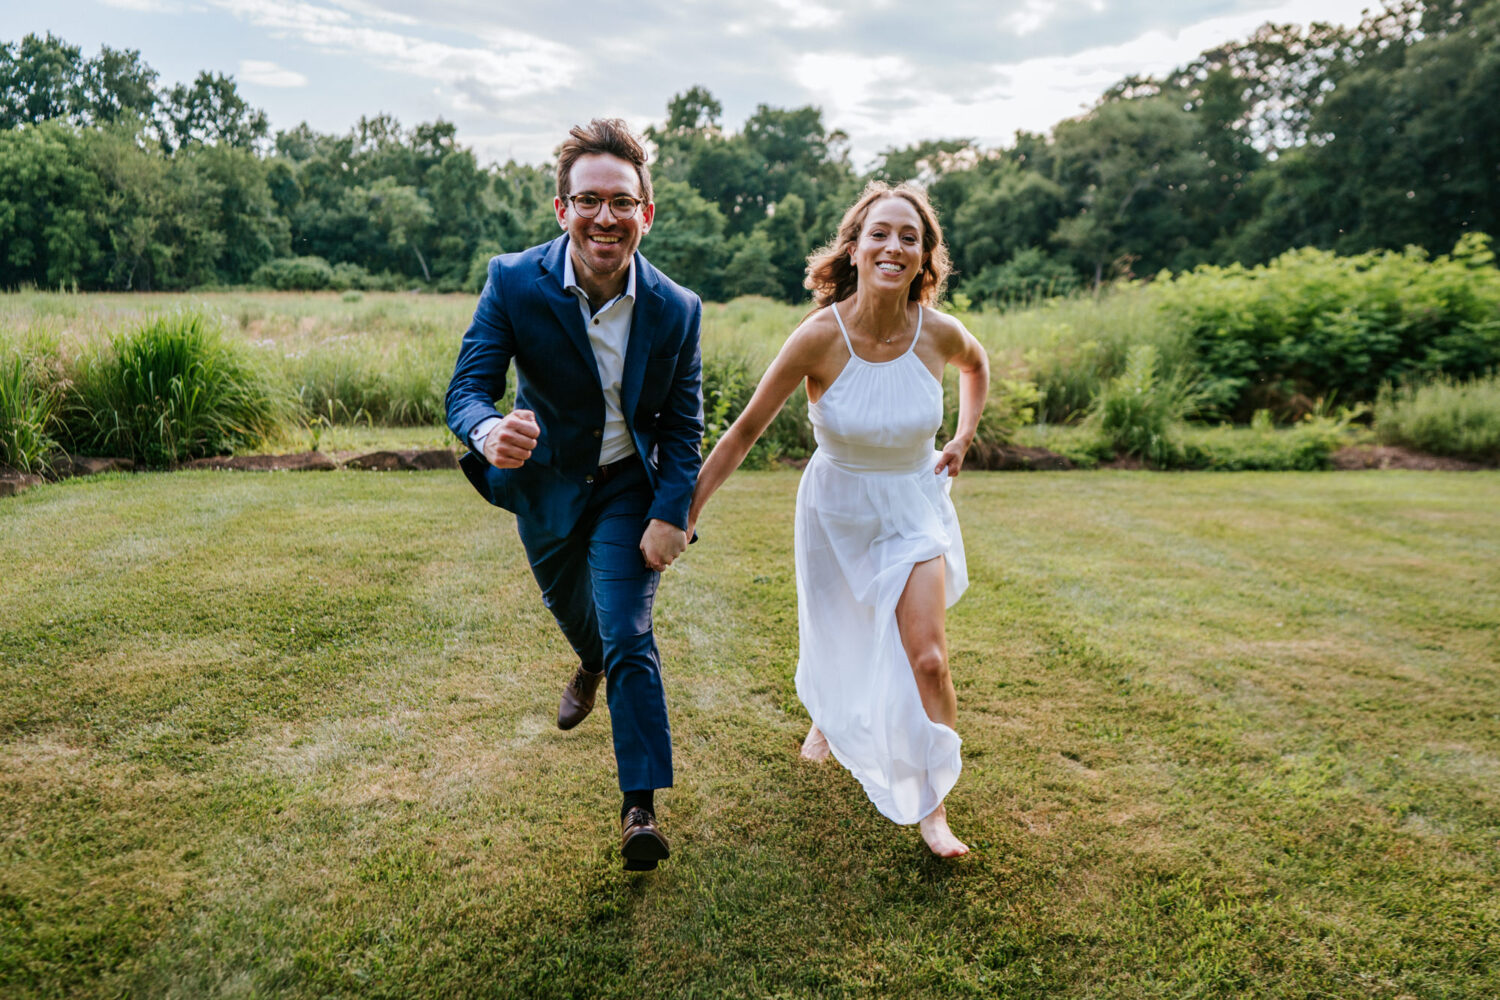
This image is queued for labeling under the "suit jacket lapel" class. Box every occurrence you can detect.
[539,237,603,390]
[622,253,664,422]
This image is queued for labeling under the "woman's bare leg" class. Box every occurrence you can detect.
[897,556,968,857]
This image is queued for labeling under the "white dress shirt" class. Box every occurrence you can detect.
[472,241,639,467]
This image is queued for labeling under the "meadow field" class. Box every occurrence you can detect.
[2,467,1497,998]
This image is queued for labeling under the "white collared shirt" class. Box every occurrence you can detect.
[472,240,639,467]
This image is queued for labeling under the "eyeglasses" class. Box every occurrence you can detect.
[565,194,646,220]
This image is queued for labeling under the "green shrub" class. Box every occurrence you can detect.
[1152,232,1500,421]
[1087,344,1199,468]
[63,312,289,466]
[699,353,808,468]
[1179,412,1350,470]
[960,247,1081,308]
[0,351,59,473]
[1374,375,1500,462]
[251,256,335,291]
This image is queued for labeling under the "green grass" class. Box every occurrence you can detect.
[2,471,1496,998]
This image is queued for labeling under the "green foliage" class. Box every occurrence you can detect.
[1178,414,1350,470]
[251,255,334,290]
[62,310,287,466]
[1152,234,1500,421]
[1375,374,1500,462]
[960,247,1081,308]
[289,338,449,427]
[0,349,58,472]
[1087,343,1199,467]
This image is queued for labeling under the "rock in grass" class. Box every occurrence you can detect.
[56,455,136,478]
[0,468,42,497]
[344,450,459,471]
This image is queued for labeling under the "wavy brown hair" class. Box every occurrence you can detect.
[556,118,653,204]
[804,181,951,307]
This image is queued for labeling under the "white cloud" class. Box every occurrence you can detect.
[239,59,308,87]
[207,0,579,108]
[768,0,841,29]
[96,0,186,11]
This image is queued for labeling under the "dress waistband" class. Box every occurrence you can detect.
[812,441,936,476]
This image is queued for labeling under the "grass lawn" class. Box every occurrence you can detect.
[1,469,1497,998]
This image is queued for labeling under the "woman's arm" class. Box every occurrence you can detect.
[935,322,990,477]
[689,328,823,532]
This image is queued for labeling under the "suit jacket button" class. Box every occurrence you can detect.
[592,429,602,438]
[585,474,595,484]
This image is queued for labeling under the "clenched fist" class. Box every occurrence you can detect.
[483,409,540,468]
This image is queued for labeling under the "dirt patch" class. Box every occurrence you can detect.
[969,444,1074,471]
[1331,445,1488,471]
[342,449,459,471]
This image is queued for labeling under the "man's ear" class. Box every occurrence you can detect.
[554,196,567,229]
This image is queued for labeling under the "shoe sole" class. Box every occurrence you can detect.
[622,828,670,865]
[623,857,659,872]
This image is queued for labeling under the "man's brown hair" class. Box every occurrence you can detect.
[556,118,653,204]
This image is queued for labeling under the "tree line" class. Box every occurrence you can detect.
[1,0,1496,301]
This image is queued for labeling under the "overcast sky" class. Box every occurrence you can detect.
[5,0,1379,168]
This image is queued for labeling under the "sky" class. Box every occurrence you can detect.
[4,0,1381,169]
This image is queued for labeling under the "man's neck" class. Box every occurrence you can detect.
[569,248,628,312]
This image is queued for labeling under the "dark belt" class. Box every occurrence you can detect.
[589,454,640,485]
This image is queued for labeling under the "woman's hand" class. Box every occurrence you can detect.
[935,436,970,477]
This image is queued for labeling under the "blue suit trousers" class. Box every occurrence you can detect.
[514,458,672,793]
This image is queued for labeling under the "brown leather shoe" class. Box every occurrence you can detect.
[621,806,670,871]
[557,663,604,731]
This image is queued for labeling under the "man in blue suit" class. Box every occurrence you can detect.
[446,120,702,872]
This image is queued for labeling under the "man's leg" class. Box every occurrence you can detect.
[587,464,672,795]
[515,518,603,673]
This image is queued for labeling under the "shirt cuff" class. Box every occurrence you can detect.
[471,416,502,455]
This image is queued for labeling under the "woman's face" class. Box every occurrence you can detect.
[849,196,925,294]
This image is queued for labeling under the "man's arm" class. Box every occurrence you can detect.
[446,258,517,452]
[645,297,705,530]
[639,298,705,570]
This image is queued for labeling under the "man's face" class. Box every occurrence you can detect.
[555,153,654,288]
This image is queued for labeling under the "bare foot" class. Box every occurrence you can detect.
[799,722,832,762]
[919,804,969,858]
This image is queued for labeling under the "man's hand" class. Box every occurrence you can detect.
[640,518,688,572]
[483,409,540,468]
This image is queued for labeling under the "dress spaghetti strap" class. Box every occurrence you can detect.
[830,302,857,355]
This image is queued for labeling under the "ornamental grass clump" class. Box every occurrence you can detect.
[63,311,290,467]
[0,350,59,473]
[1374,374,1500,463]
[1087,343,1200,468]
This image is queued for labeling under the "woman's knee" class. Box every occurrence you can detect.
[909,645,950,685]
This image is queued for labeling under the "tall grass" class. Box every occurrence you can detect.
[1086,343,1200,467]
[0,351,58,473]
[63,312,289,467]
[1374,375,1500,462]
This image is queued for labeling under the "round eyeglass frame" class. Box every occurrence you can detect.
[566,194,646,220]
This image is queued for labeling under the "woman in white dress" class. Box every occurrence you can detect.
[688,182,989,857]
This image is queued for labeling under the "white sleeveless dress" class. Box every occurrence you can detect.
[794,302,969,825]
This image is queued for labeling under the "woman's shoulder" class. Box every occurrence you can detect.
[784,306,845,353]
[918,304,972,349]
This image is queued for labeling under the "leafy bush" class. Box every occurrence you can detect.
[960,248,1082,308]
[699,353,810,468]
[1086,344,1199,467]
[0,351,59,473]
[1152,233,1500,421]
[289,340,449,427]
[251,256,335,291]
[1374,375,1500,462]
[1179,411,1350,470]
[63,312,289,466]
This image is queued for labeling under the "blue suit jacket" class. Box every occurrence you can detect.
[445,235,704,538]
